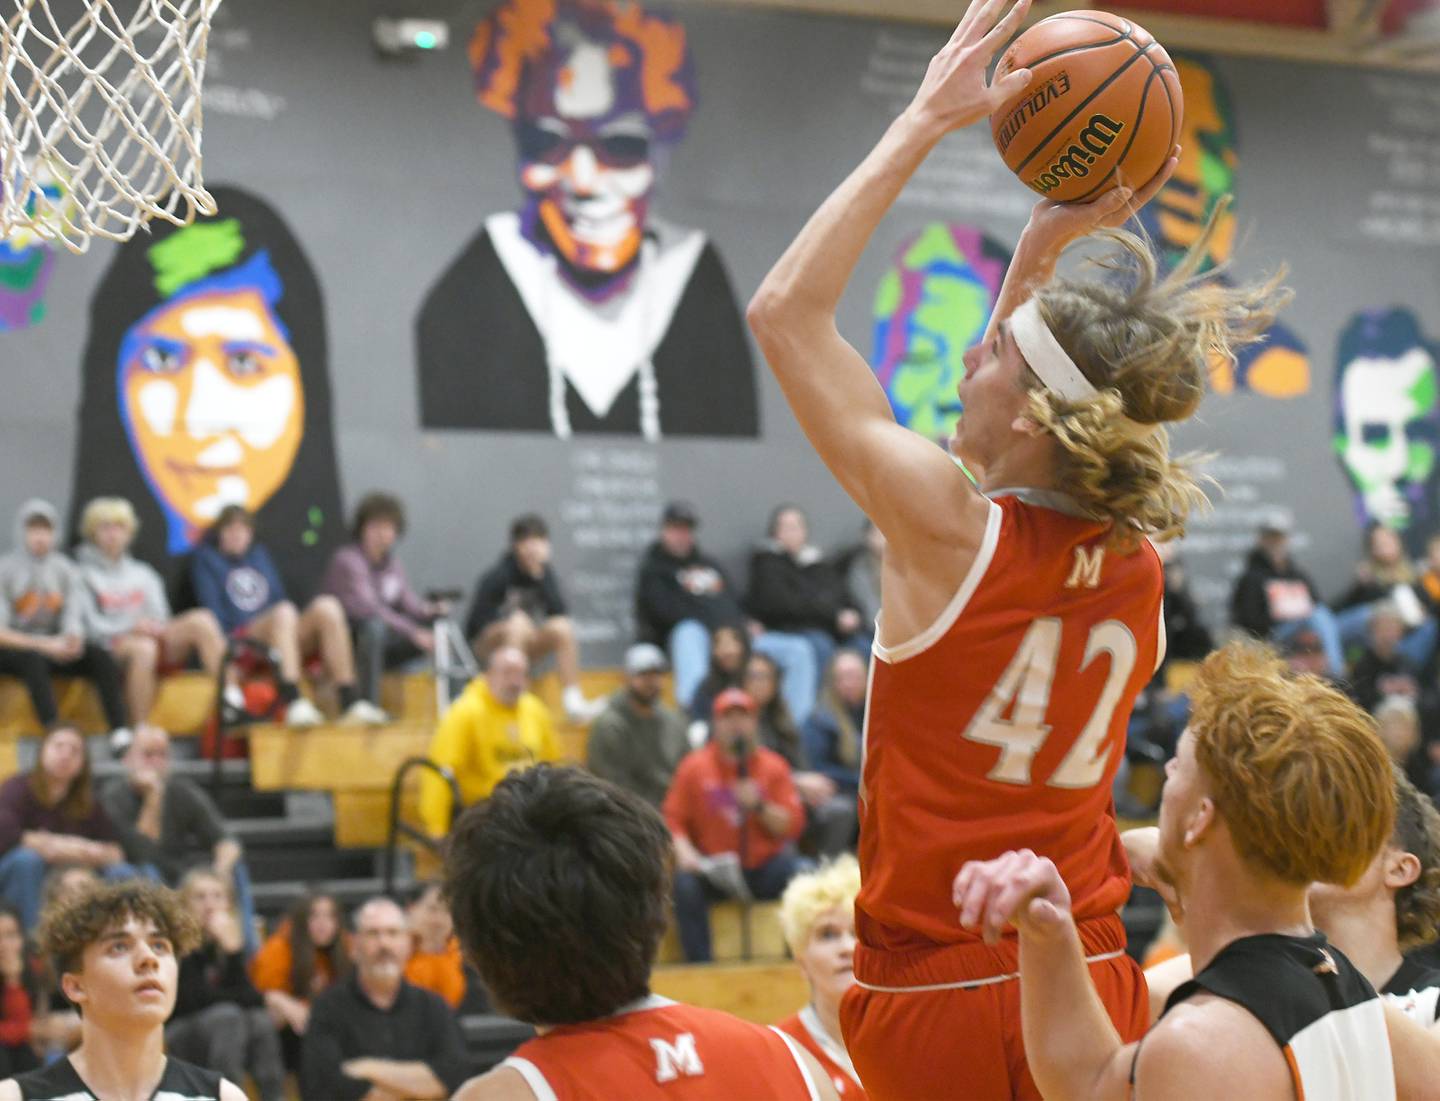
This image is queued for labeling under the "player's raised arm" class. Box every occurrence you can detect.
[746,0,1032,538]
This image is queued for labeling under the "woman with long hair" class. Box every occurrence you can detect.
[744,653,856,858]
[687,624,751,723]
[250,889,349,1067]
[0,726,136,930]
[1336,522,1436,667]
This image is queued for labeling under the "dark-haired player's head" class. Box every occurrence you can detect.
[37,880,200,1032]
[444,764,671,1025]
[1310,767,1440,952]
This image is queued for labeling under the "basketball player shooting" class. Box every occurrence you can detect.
[747,0,1286,1096]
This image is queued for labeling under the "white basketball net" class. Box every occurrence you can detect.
[1,0,221,255]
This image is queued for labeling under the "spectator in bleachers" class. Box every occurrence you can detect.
[251,890,350,1068]
[664,688,806,962]
[0,903,41,1076]
[1416,532,1440,614]
[1128,542,1214,762]
[465,514,601,724]
[322,492,449,707]
[419,646,559,838]
[802,651,866,810]
[191,505,387,728]
[634,502,748,708]
[75,497,225,731]
[1229,517,1344,677]
[1374,696,1434,797]
[301,896,468,1101]
[0,725,138,930]
[746,653,854,859]
[1335,523,1437,668]
[167,869,284,1101]
[99,725,257,955]
[689,624,750,723]
[836,519,883,641]
[402,882,475,1012]
[1349,602,1423,714]
[745,505,863,724]
[775,856,865,1101]
[585,643,688,808]
[0,501,129,741]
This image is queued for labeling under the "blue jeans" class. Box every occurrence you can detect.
[0,848,146,931]
[673,846,809,962]
[669,620,713,710]
[1335,602,1438,669]
[1272,607,1345,678]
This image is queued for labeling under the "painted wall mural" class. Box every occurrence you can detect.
[68,186,343,598]
[870,223,1010,445]
[416,0,758,440]
[1138,55,1311,400]
[1332,307,1440,550]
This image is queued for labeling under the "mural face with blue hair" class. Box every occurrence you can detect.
[116,221,304,552]
[1333,307,1440,540]
[870,223,1010,444]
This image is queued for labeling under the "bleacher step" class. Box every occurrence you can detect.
[250,873,409,917]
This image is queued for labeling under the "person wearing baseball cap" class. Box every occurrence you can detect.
[634,503,749,709]
[1230,516,1344,676]
[585,644,689,809]
[662,684,807,962]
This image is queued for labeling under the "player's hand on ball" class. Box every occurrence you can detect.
[911,0,1034,133]
[1021,145,1180,257]
[953,849,1072,944]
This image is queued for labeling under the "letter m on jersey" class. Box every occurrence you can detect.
[1065,546,1104,589]
[651,1033,704,1083]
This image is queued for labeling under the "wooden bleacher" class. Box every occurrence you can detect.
[652,961,808,1024]
[0,672,215,737]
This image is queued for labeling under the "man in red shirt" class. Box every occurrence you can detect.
[663,687,806,961]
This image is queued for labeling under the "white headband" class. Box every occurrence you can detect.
[1008,297,1158,440]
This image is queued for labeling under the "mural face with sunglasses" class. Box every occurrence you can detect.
[514,43,656,282]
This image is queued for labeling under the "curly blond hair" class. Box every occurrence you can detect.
[1392,768,1440,951]
[38,880,200,977]
[1026,204,1290,551]
[1187,642,1394,888]
[779,854,860,955]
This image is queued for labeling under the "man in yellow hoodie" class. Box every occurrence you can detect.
[419,646,558,837]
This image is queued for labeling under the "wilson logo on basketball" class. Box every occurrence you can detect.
[1028,114,1125,195]
[994,72,1072,155]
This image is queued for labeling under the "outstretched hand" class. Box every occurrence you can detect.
[953,849,1073,945]
[910,0,1035,134]
[1022,146,1181,258]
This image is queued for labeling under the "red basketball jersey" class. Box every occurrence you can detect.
[856,493,1162,978]
[502,995,821,1099]
[775,1008,868,1099]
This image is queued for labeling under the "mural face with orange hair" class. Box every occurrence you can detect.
[470,0,697,292]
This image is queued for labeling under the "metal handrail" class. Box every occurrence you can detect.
[383,757,460,894]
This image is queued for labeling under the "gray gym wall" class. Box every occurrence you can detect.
[5,0,1439,662]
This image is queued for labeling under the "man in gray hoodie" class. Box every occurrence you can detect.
[0,500,128,736]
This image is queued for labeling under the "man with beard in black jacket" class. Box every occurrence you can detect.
[1229,518,1345,678]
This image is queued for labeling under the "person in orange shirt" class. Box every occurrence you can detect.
[402,882,467,1011]
[663,687,806,962]
[249,891,350,1067]
[776,856,867,1100]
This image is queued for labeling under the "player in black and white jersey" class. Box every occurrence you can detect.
[0,880,244,1101]
[952,643,1440,1100]
[1140,766,1440,1027]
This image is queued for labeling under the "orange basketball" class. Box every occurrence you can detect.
[990,10,1182,203]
